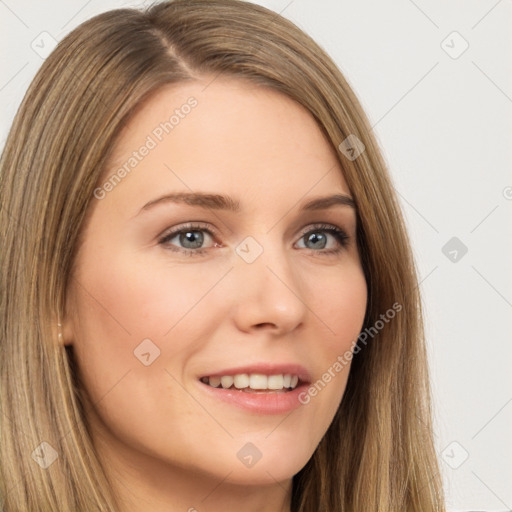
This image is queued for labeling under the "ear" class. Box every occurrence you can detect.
[57,316,75,346]
[55,299,76,347]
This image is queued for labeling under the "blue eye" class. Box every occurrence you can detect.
[158,223,215,256]
[158,222,350,257]
[297,224,349,254]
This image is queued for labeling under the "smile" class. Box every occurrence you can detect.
[200,373,300,392]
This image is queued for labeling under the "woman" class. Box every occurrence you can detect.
[0,0,445,510]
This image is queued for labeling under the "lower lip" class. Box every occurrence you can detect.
[198,380,309,415]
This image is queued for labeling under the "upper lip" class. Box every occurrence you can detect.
[200,363,311,384]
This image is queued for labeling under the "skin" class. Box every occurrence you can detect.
[62,76,368,512]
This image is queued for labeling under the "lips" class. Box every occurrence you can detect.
[198,363,311,393]
[197,363,312,414]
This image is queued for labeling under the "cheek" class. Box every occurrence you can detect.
[68,252,212,444]
[305,262,367,352]
[73,247,222,339]
[292,263,367,412]
[69,250,231,392]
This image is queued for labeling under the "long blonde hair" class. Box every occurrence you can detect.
[0,1,445,510]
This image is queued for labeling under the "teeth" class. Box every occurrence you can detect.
[203,373,300,391]
[267,374,284,390]
[209,376,221,388]
[234,374,249,389]
[220,375,234,388]
[249,374,267,389]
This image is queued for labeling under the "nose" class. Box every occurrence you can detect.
[229,236,308,335]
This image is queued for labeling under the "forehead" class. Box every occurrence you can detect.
[99,76,351,212]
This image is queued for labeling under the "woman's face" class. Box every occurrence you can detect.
[65,77,367,490]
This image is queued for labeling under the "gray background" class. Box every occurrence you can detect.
[1,0,510,510]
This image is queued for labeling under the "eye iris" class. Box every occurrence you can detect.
[306,232,326,249]
[181,230,204,249]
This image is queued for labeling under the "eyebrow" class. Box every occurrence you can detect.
[137,191,355,215]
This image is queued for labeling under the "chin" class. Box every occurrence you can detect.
[177,439,312,487]
[225,440,314,485]
[220,462,304,487]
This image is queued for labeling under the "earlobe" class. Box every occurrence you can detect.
[56,313,74,346]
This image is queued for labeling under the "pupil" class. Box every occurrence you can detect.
[307,232,326,249]
[181,231,203,249]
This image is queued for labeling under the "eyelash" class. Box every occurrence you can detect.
[158,222,350,257]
